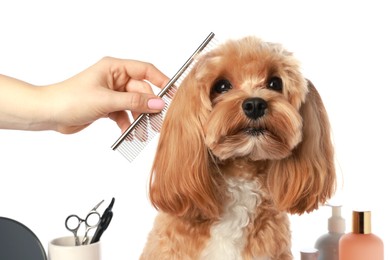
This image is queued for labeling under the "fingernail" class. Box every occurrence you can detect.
[147,98,165,110]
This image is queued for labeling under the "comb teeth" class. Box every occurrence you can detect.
[112,32,218,163]
[114,90,173,162]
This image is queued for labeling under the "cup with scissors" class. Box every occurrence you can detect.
[65,198,115,246]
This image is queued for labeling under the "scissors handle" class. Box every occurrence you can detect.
[65,215,83,246]
[91,197,115,243]
[65,200,104,246]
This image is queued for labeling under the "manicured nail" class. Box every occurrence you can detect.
[147,98,165,110]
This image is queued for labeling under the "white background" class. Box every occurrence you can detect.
[0,0,388,259]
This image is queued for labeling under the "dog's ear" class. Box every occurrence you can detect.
[148,71,221,221]
[267,80,336,214]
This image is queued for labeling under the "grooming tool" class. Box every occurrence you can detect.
[90,197,115,244]
[111,32,217,163]
[65,200,104,246]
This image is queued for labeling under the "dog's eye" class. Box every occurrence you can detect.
[267,77,283,92]
[212,79,232,94]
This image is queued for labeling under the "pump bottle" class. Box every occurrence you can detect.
[314,204,345,260]
[339,210,384,260]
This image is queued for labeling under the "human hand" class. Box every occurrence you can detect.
[45,57,169,134]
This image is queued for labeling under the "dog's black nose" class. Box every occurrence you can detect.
[242,98,267,119]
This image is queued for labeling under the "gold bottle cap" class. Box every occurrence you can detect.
[352,211,371,234]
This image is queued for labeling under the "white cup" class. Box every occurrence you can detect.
[48,236,101,260]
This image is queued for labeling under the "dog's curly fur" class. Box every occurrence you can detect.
[141,36,336,260]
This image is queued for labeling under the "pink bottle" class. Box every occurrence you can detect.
[339,210,384,260]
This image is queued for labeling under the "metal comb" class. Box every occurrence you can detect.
[111,32,217,163]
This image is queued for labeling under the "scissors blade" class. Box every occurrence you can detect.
[82,235,89,245]
[92,200,105,211]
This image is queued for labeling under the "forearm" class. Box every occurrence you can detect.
[0,58,168,134]
[0,75,52,131]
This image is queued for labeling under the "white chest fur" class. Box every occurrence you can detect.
[200,177,263,260]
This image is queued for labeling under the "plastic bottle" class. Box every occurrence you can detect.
[314,204,345,260]
[300,248,319,260]
[339,210,384,260]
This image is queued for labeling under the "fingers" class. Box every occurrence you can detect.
[99,57,169,90]
[108,111,131,133]
[129,97,166,120]
[105,59,167,112]
[97,57,169,132]
[107,90,165,115]
[122,60,169,89]
[108,98,165,133]
[126,78,155,95]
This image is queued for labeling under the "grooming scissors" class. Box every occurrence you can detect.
[65,200,104,246]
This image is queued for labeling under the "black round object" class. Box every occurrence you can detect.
[0,217,47,260]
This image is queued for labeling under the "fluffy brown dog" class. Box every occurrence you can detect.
[141,36,336,260]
